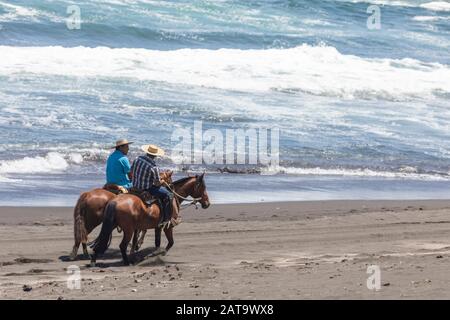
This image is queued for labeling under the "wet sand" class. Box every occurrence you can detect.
[1,200,450,299]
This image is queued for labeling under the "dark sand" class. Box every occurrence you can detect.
[1,200,450,299]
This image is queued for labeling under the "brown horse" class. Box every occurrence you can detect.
[70,171,173,260]
[90,173,210,266]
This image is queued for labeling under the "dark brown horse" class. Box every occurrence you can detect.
[90,173,210,266]
[70,171,173,260]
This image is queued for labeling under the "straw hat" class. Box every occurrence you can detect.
[141,144,165,157]
[111,139,133,148]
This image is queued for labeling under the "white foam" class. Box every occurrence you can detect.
[0,152,69,174]
[69,153,84,164]
[0,147,112,175]
[338,0,450,11]
[336,0,420,7]
[413,15,441,21]
[420,2,450,11]
[0,1,38,20]
[262,166,450,181]
[0,175,21,182]
[0,1,61,23]
[0,45,449,101]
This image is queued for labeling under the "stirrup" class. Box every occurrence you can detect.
[158,221,170,229]
[171,217,181,227]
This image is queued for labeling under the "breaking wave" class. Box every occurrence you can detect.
[1,44,449,101]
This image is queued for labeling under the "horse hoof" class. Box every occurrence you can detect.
[90,261,96,268]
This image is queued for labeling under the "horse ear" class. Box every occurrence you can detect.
[197,172,205,183]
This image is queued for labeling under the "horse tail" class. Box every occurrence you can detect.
[89,201,117,255]
[74,192,88,245]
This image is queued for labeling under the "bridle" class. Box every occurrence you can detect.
[163,180,202,211]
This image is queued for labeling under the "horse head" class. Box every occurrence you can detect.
[193,172,210,209]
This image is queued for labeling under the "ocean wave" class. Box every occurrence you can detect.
[420,2,450,11]
[412,15,450,21]
[337,0,414,6]
[0,152,69,174]
[0,149,109,175]
[158,163,450,181]
[261,166,450,181]
[0,44,449,101]
[0,175,22,182]
[1,150,449,182]
[337,0,450,11]
[0,1,62,23]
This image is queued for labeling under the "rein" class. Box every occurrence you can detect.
[163,180,201,211]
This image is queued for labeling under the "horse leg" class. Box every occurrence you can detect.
[82,243,89,257]
[155,227,162,248]
[152,227,162,256]
[81,224,95,259]
[90,252,97,267]
[163,227,174,255]
[119,229,133,266]
[71,226,91,260]
[70,241,80,261]
[130,230,138,255]
[136,229,147,251]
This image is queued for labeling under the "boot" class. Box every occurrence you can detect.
[158,198,172,229]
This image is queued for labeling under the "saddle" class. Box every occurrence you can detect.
[128,187,159,207]
[103,185,178,228]
[129,188,180,228]
[103,184,129,195]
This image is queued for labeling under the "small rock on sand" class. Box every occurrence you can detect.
[22,285,32,292]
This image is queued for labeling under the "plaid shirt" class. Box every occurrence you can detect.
[131,155,160,190]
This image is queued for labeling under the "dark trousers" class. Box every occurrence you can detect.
[148,186,173,223]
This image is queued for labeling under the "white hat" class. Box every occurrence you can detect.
[111,139,133,148]
[141,144,165,157]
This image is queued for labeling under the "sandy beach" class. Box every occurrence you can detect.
[1,199,450,299]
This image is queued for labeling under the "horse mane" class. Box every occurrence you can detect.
[172,176,195,186]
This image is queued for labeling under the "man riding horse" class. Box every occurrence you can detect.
[69,139,174,260]
[105,139,133,193]
[131,144,174,229]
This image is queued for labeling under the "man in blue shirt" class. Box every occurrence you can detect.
[106,139,133,189]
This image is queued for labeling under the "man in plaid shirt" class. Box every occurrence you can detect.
[131,144,173,228]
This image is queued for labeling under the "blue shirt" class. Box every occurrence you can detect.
[106,150,132,188]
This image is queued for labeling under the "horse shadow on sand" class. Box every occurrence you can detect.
[59,246,184,268]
